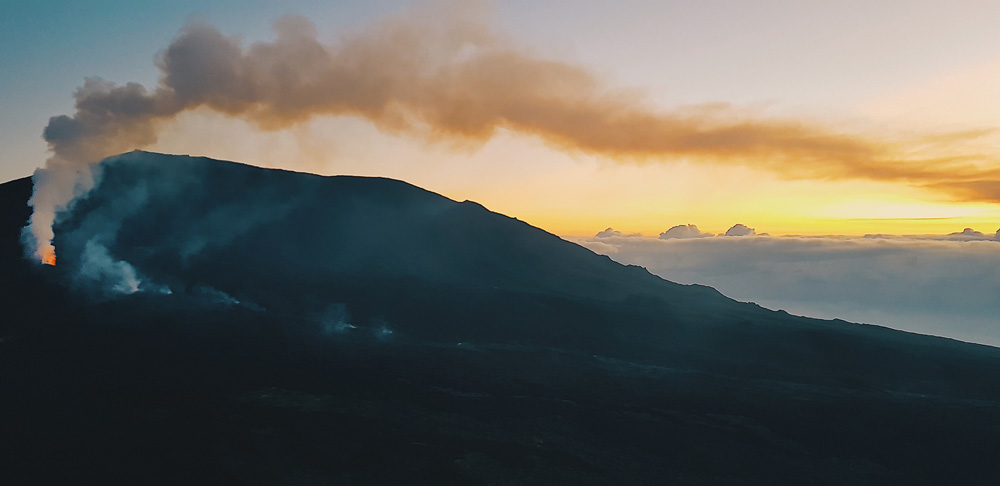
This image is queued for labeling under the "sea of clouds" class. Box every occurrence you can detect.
[574,225,1000,347]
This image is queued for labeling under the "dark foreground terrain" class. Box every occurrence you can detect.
[2,152,999,484]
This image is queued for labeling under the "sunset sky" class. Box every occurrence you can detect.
[3,0,1000,237]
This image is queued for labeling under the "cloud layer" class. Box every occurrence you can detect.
[574,232,1000,347]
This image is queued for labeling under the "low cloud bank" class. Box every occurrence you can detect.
[574,232,1000,347]
[863,227,1000,242]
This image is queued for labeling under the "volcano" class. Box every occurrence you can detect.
[2,151,999,485]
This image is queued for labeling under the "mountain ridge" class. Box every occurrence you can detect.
[3,151,1000,484]
[51,151,734,304]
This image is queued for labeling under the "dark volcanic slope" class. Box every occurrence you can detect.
[55,151,727,303]
[3,152,1000,485]
[52,151,758,355]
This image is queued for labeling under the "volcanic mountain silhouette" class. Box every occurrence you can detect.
[53,152,731,308]
[2,152,1000,485]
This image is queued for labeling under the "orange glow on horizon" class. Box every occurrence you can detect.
[153,113,1000,240]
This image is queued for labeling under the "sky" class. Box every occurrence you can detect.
[4,0,1000,238]
[3,0,1000,346]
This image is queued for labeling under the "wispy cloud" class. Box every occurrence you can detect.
[927,180,1000,202]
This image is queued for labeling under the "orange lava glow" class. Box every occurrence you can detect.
[41,247,56,266]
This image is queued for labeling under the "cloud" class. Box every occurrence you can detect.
[722,223,757,237]
[658,224,712,239]
[948,227,988,240]
[937,227,1000,241]
[595,227,640,238]
[865,227,1000,242]
[572,235,1000,347]
[926,180,1000,202]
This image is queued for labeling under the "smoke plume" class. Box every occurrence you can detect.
[23,1,1000,265]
